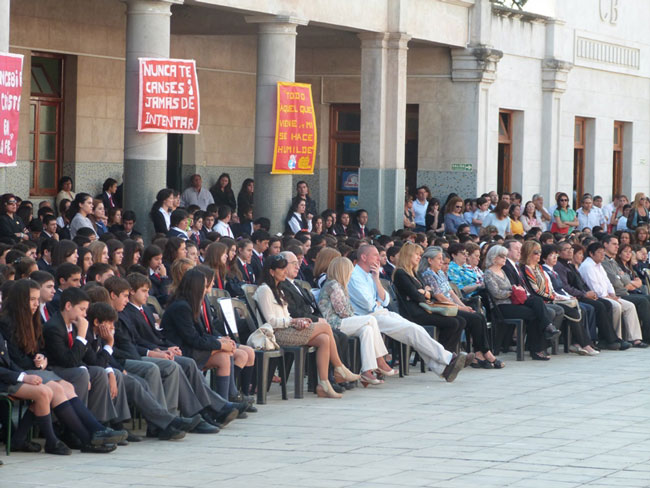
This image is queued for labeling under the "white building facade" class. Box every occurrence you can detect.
[1,0,648,234]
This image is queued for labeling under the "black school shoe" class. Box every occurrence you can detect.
[44,440,71,456]
[91,427,128,446]
[81,443,117,453]
[211,404,240,428]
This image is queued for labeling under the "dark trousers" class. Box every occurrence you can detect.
[497,295,548,353]
[579,297,618,344]
[410,309,465,352]
[457,310,490,353]
[332,328,350,369]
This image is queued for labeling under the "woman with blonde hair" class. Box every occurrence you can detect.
[168,257,195,295]
[88,241,109,265]
[627,193,650,230]
[204,242,229,290]
[313,247,342,288]
[318,257,396,386]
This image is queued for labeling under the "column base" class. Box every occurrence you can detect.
[357,167,406,234]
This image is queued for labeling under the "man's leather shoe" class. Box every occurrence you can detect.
[442,352,467,383]
[91,428,128,446]
[171,416,200,432]
[158,424,186,441]
[81,443,117,453]
[212,405,239,428]
[544,326,561,340]
[12,440,42,453]
[44,440,71,456]
[331,382,345,394]
[634,341,649,348]
[604,341,621,350]
[620,340,632,350]
[190,420,220,434]
[246,404,258,413]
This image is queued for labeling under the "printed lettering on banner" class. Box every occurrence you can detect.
[0,53,24,166]
[138,58,200,134]
[271,82,317,175]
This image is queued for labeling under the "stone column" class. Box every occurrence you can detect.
[357,32,410,233]
[122,0,182,243]
[246,15,308,234]
[450,46,502,195]
[540,58,571,201]
[0,0,10,194]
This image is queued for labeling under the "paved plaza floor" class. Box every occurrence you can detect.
[3,348,650,487]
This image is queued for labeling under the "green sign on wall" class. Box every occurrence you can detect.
[451,163,473,172]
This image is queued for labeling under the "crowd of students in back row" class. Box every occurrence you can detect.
[2,172,650,460]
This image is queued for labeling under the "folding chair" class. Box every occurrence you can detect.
[0,394,14,455]
[208,288,231,299]
[486,294,526,361]
[225,298,287,405]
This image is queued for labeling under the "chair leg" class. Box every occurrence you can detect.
[293,349,306,399]
[256,351,268,405]
[402,343,411,376]
[307,351,317,393]
[516,321,525,361]
[4,398,13,456]
[278,352,288,401]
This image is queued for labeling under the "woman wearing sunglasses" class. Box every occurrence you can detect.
[551,192,578,235]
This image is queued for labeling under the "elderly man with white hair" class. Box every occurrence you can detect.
[348,245,473,382]
[532,193,552,231]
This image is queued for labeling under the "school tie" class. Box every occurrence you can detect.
[67,330,74,348]
[140,308,153,328]
[43,306,50,321]
[202,302,211,334]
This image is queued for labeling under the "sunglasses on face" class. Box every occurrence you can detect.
[559,199,568,202]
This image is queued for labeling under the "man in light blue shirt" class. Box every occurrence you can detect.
[348,245,472,382]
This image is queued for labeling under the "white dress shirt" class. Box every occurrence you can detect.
[579,257,615,297]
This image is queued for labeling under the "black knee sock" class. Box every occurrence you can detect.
[34,414,61,449]
[214,375,230,400]
[52,401,91,445]
[69,397,105,433]
[234,365,243,392]
[228,367,238,397]
[240,366,254,396]
[12,410,35,447]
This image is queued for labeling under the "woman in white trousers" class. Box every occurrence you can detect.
[318,257,398,386]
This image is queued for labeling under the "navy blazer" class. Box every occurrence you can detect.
[236,260,256,285]
[249,252,264,284]
[0,331,23,390]
[43,312,89,369]
[151,209,169,234]
[149,272,171,306]
[121,302,174,350]
[279,280,321,323]
[114,312,149,363]
[166,227,189,240]
[160,300,222,360]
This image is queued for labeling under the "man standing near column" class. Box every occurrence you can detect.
[348,245,472,382]
[180,174,214,211]
[412,186,430,232]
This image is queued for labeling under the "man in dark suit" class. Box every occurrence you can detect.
[166,209,189,240]
[279,251,350,390]
[235,239,256,284]
[121,210,143,240]
[249,230,269,281]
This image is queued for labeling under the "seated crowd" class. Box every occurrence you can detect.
[1,173,650,460]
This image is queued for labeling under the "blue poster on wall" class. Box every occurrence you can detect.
[344,195,359,212]
[341,171,359,191]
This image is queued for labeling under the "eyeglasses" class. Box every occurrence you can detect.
[455,205,463,209]
[559,199,568,202]
[533,250,542,255]
[6,200,16,205]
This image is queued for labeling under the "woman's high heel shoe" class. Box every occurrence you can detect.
[377,367,398,377]
[359,371,383,387]
[316,379,343,398]
[333,365,361,384]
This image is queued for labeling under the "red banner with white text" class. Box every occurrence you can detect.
[271,82,317,174]
[138,58,200,133]
[0,53,24,166]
